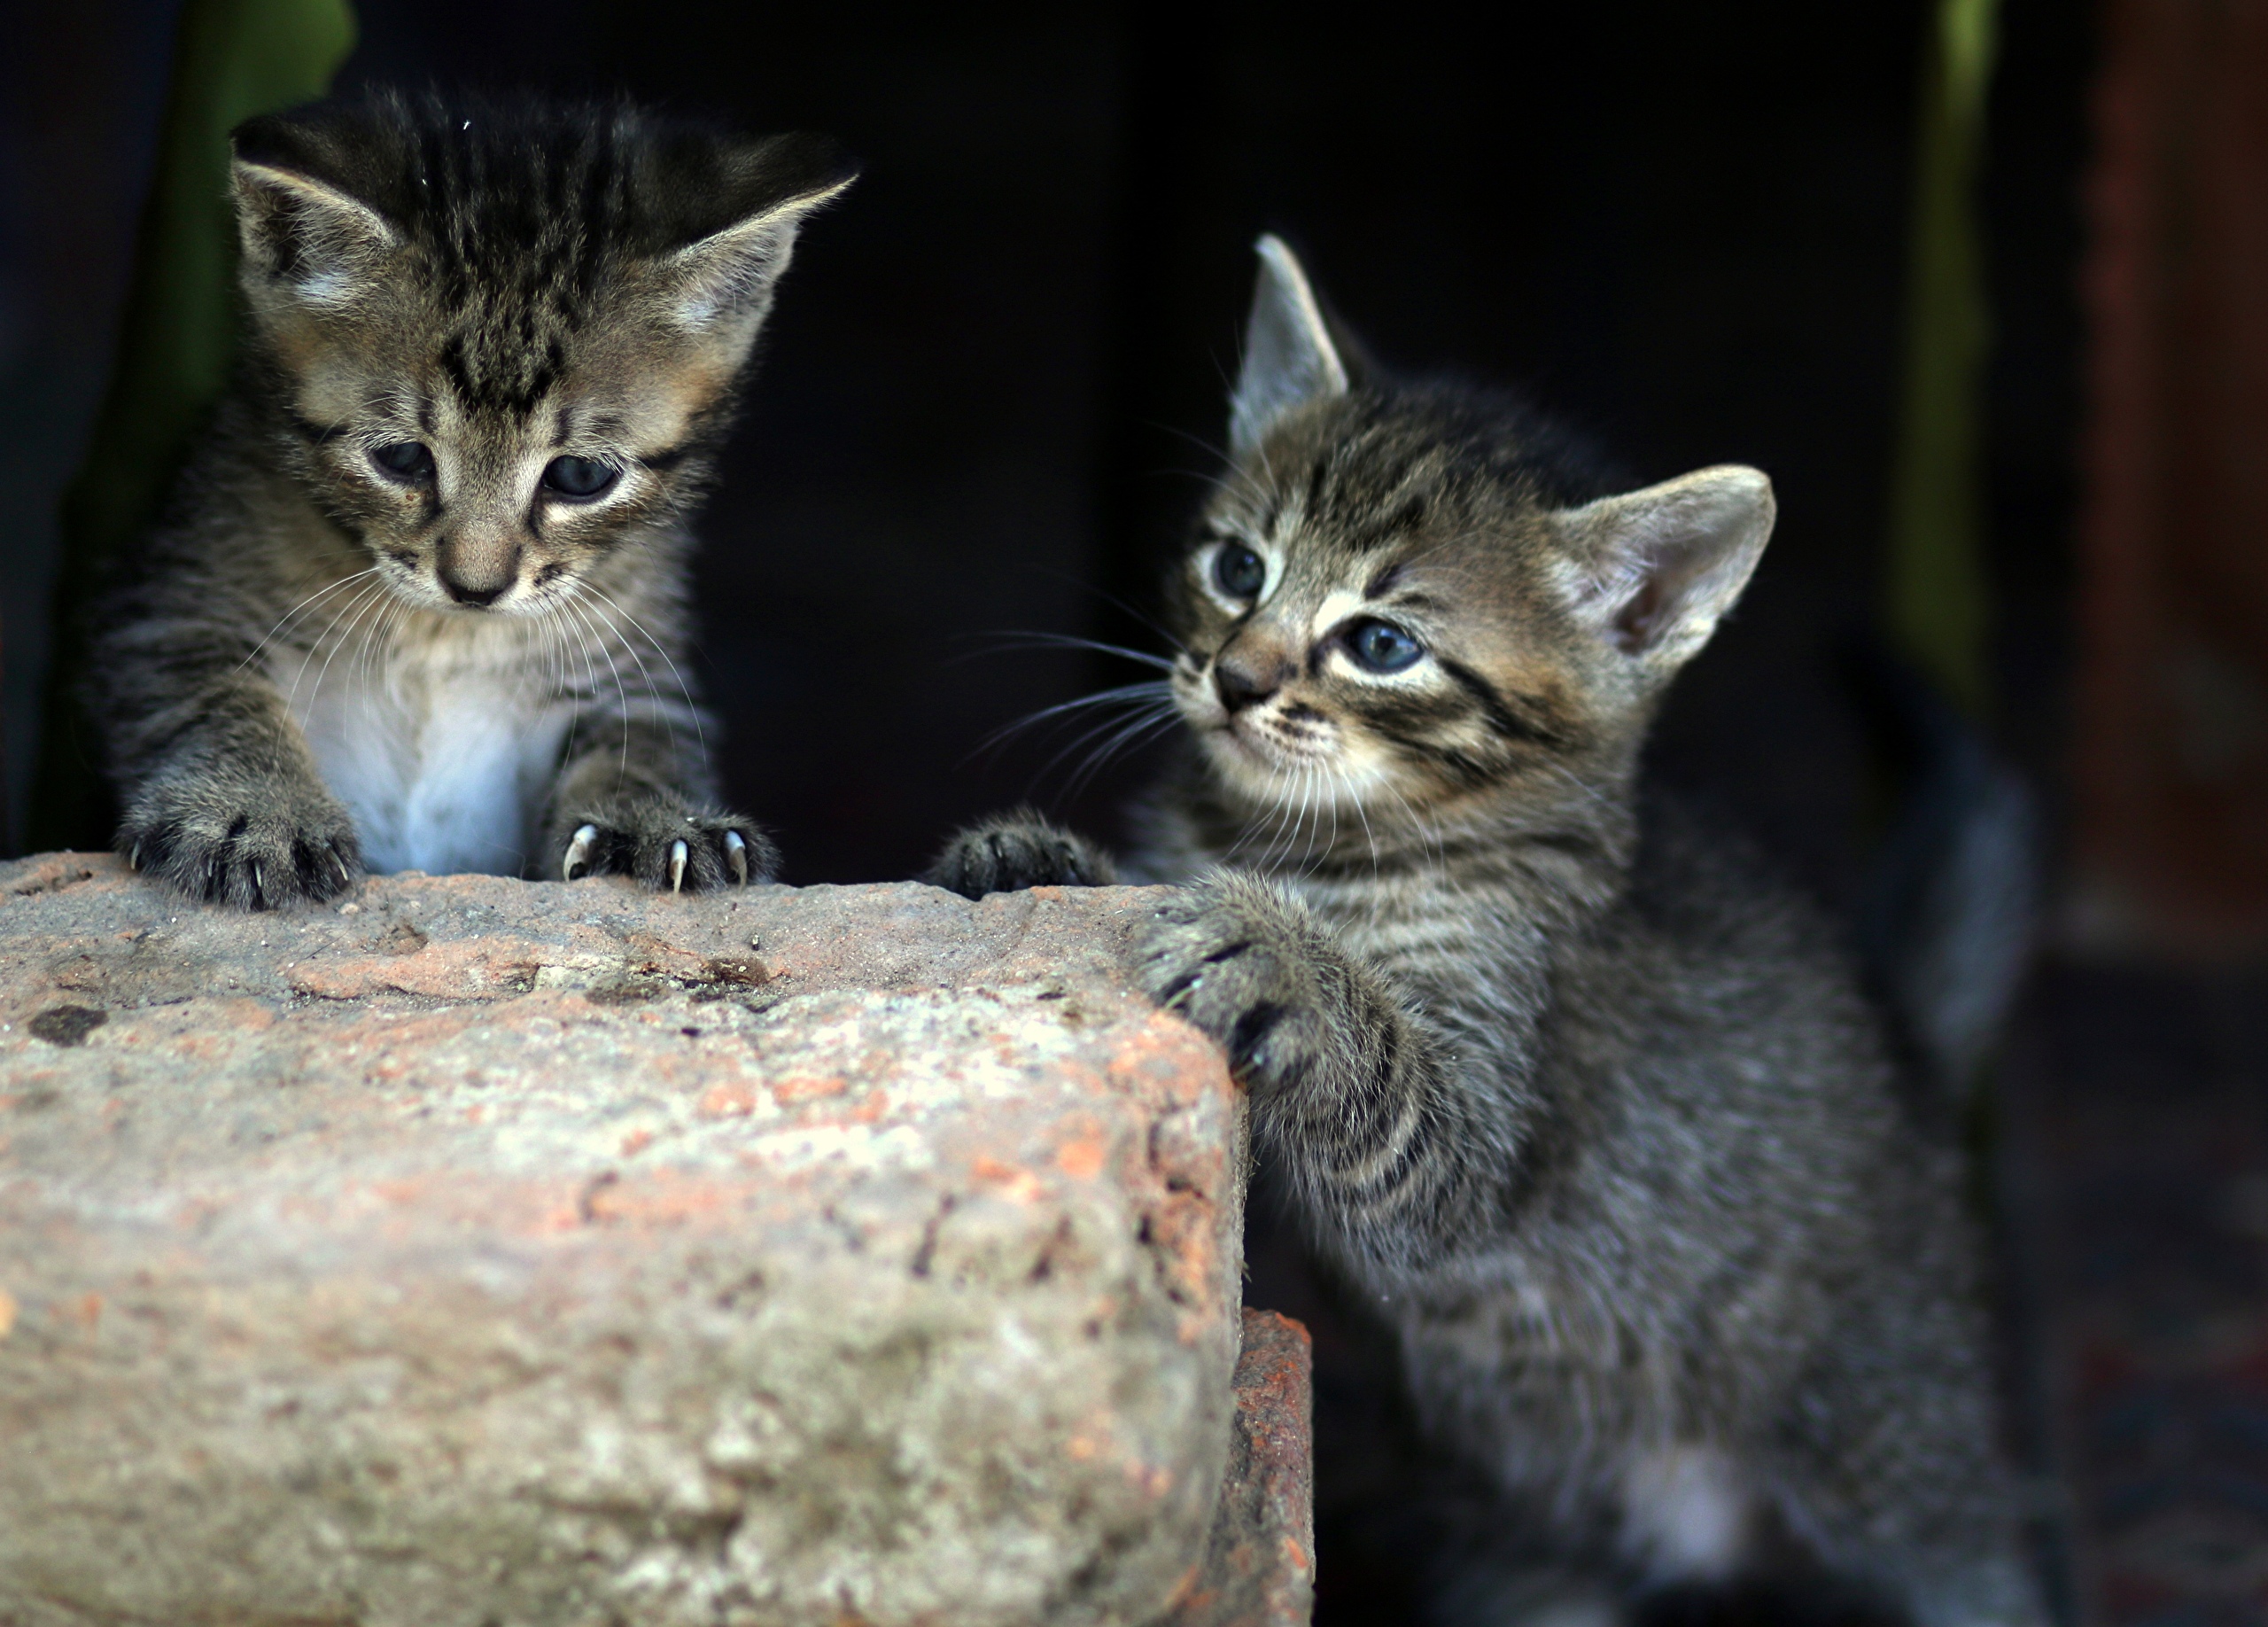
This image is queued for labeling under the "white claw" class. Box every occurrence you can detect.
[563,823,598,882]
[669,838,689,893]
[128,842,142,871]
[725,829,749,885]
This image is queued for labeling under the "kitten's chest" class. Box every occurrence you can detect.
[271,627,573,878]
[1286,873,1479,976]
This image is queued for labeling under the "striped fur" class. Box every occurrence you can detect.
[929,238,2042,1626]
[88,92,852,907]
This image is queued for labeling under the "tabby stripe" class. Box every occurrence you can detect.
[1436,657,1565,747]
[285,411,346,447]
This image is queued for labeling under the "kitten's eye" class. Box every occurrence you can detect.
[370,441,434,483]
[1346,619,1425,673]
[542,455,618,501]
[1212,542,1266,600]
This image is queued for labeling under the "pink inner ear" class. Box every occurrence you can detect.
[1612,573,1668,652]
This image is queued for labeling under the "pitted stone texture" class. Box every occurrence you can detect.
[1161,1311,1316,1627]
[0,855,1246,1627]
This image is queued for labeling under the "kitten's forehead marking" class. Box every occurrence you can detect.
[1314,588,1367,639]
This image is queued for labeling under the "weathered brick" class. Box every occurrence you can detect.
[0,857,1252,1627]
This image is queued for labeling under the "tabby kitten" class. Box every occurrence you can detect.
[928,238,2042,1627]
[89,92,852,907]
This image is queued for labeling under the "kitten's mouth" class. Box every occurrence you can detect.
[1174,666,1337,772]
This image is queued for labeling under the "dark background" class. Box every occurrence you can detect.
[0,0,2089,904]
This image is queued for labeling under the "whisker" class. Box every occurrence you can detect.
[575,583,704,773]
[564,595,634,790]
[1021,569,1194,658]
[1059,705,1184,803]
[972,681,1176,757]
[957,631,1178,673]
[239,567,382,673]
[1024,697,1181,793]
[296,578,390,717]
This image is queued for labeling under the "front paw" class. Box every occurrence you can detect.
[1131,875,1329,1095]
[120,775,361,910]
[551,798,777,892]
[922,810,1117,899]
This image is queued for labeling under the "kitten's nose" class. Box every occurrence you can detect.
[1213,653,1281,712]
[436,537,520,608]
[443,577,507,607]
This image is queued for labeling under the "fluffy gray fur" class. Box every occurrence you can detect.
[89,91,853,907]
[927,237,2043,1626]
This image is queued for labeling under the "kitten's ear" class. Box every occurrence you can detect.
[1229,235,1351,461]
[1555,465,1776,673]
[661,134,858,346]
[229,143,400,310]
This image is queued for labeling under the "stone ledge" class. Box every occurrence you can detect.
[1162,1310,1316,1627]
[0,855,1257,1627]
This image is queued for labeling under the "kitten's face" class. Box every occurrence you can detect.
[265,282,734,616]
[229,97,852,618]
[1165,409,1596,820]
[1166,237,1775,833]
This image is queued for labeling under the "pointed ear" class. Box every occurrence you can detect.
[1229,234,1351,461]
[230,157,400,308]
[661,137,857,346]
[1555,465,1776,673]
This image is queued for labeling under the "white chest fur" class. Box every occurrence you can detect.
[271,619,575,878]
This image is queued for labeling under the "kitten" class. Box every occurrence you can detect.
[88,92,852,907]
[928,238,2043,1627]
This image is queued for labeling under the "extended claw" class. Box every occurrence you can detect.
[725,829,749,885]
[563,823,599,882]
[669,838,689,893]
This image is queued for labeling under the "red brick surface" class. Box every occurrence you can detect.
[0,856,1247,1627]
[1163,1310,1317,1627]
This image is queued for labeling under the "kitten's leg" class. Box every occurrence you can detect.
[1131,873,1505,1278]
[922,808,1117,899]
[110,668,361,910]
[1432,1561,1623,1627]
[1898,1554,2047,1627]
[1768,1299,2049,1627]
[543,712,777,892]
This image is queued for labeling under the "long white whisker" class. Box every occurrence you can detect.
[577,583,704,772]
[565,595,633,790]
[1025,696,1181,791]
[964,631,1178,672]
[975,682,1175,755]
[240,568,382,672]
[291,579,388,716]
[1060,705,1184,802]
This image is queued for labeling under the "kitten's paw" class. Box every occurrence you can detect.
[1131,875,1330,1095]
[551,798,777,892]
[119,777,362,911]
[922,810,1117,899]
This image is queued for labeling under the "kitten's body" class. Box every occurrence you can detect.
[89,94,850,906]
[1138,776,2010,1620]
[931,240,2040,1626]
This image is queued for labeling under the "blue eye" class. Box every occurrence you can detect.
[1212,542,1266,600]
[1346,619,1424,673]
[543,455,617,500]
[371,441,434,482]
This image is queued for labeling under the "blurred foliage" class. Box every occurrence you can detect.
[1886,0,2000,719]
[29,0,356,849]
